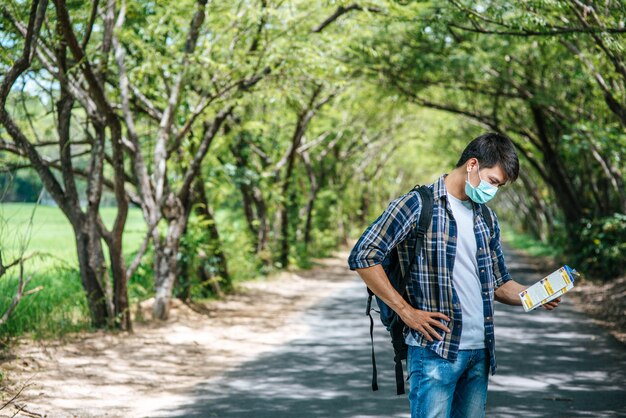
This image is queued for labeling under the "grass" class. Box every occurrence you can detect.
[0,203,147,271]
[0,202,270,339]
[0,267,91,339]
[500,224,563,259]
[0,203,147,339]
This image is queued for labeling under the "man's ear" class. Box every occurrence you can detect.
[466,158,477,172]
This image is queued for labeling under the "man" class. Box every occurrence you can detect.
[348,132,561,418]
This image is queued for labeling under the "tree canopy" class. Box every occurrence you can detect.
[1,0,624,331]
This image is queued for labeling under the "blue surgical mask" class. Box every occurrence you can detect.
[465,164,498,204]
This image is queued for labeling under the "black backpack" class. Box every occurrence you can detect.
[365,184,494,395]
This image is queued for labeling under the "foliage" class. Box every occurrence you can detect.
[177,211,232,300]
[0,266,91,339]
[1,0,625,336]
[567,214,626,280]
[500,223,563,260]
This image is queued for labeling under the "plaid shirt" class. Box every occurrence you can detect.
[348,175,511,375]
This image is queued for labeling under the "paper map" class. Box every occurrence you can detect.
[519,265,578,312]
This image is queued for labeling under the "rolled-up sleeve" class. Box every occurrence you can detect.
[489,211,512,288]
[348,191,422,270]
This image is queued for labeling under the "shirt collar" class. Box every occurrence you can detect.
[433,175,449,201]
[434,174,481,212]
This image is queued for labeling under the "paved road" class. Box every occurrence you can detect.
[153,248,626,418]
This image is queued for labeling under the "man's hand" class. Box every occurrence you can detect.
[355,264,451,342]
[542,297,562,310]
[398,306,450,342]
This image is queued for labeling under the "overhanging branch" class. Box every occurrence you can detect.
[312,4,381,33]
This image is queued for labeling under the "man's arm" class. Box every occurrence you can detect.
[349,190,451,341]
[495,279,561,310]
[489,212,561,310]
[355,264,451,342]
[494,280,525,305]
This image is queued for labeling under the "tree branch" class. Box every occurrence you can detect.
[312,3,381,33]
[112,0,157,216]
[80,0,100,51]
[153,0,209,205]
[178,105,234,205]
[448,22,626,36]
[0,0,48,106]
[124,220,159,281]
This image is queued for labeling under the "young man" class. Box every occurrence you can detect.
[348,133,561,418]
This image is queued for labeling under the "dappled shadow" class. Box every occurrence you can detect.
[153,247,626,418]
[487,246,626,417]
[151,279,410,417]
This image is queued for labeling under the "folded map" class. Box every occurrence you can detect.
[519,265,578,312]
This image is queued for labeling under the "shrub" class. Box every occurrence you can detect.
[568,213,626,280]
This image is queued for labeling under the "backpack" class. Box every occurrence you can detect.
[365,184,494,395]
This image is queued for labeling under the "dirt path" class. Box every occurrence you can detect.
[2,247,626,417]
[1,253,354,418]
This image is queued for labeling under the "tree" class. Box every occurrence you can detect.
[0,0,131,329]
[349,0,626,235]
[110,0,275,319]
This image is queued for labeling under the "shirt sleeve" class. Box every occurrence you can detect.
[348,190,422,270]
[489,210,512,289]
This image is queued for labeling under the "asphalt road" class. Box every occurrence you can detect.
[153,249,626,418]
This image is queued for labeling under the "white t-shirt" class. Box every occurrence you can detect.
[446,193,485,349]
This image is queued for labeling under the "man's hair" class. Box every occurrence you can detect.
[455,132,519,182]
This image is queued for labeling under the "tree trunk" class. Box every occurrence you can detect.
[278,183,291,268]
[359,191,371,225]
[530,105,583,224]
[253,186,270,260]
[303,187,319,247]
[228,138,271,260]
[152,194,188,320]
[300,150,319,248]
[152,235,182,320]
[278,113,314,267]
[518,173,552,241]
[588,139,626,213]
[275,86,330,267]
[74,221,110,328]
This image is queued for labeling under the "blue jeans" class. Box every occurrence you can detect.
[407,346,488,418]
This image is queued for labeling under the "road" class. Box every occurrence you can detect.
[153,248,626,418]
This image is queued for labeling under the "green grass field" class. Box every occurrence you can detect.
[0,203,147,338]
[0,203,147,271]
[0,202,262,338]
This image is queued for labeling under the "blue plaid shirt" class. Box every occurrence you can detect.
[348,175,511,375]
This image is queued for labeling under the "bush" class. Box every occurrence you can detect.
[568,213,626,280]
[0,266,91,339]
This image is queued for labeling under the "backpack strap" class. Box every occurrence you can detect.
[365,184,435,395]
[479,204,495,239]
[390,184,433,395]
[365,287,379,391]
[415,186,433,243]
[394,185,433,294]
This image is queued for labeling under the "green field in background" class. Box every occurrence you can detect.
[0,202,562,338]
[0,202,562,272]
[0,203,147,272]
[0,203,149,337]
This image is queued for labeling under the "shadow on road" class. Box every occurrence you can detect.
[153,248,626,418]
[488,250,626,418]
[152,278,410,418]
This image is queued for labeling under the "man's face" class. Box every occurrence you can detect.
[466,159,507,188]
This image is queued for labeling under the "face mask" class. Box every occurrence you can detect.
[465,164,498,204]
